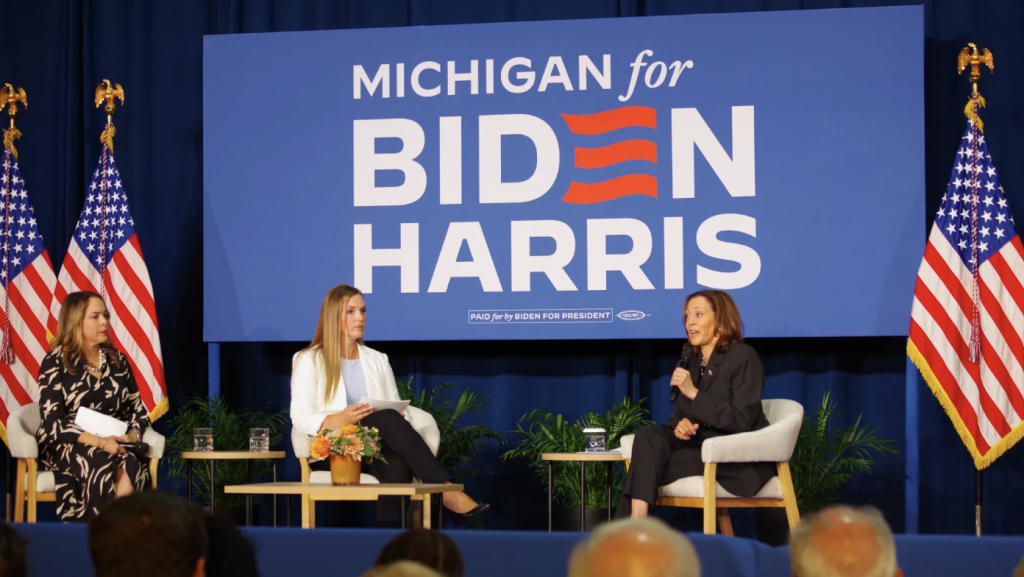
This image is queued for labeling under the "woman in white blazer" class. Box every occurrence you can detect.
[290,284,489,526]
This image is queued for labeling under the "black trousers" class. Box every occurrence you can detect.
[615,424,774,518]
[313,409,449,526]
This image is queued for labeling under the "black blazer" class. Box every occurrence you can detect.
[667,341,769,440]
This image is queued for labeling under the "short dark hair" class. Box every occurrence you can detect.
[89,491,207,577]
[203,514,260,577]
[0,524,27,577]
[375,530,464,577]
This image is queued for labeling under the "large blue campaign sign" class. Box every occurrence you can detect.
[203,6,924,342]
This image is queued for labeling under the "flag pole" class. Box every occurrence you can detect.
[0,84,27,520]
[975,469,982,536]
[956,44,993,537]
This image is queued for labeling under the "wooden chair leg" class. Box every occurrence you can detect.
[149,459,159,490]
[301,496,311,529]
[703,463,717,534]
[299,458,312,529]
[13,459,25,523]
[717,508,734,537]
[777,462,801,530]
[26,460,38,523]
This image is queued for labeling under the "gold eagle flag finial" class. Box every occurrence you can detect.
[0,84,27,159]
[94,79,125,153]
[958,43,994,131]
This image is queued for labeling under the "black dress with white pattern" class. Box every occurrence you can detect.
[35,346,150,522]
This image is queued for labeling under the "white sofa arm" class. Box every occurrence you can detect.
[701,400,804,464]
[619,434,635,460]
[406,406,440,456]
[9,403,39,459]
[143,428,165,459]
[292,426,312,459]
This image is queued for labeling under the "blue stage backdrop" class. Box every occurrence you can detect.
[203,7,924,342]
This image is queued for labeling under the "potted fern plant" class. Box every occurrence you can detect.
[502,398,652,531]
[395,377,502,483]
[789,391,900,512]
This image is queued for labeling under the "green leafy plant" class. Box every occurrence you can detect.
[502,398,652,509]
[395,377,502,482]
[789,392,900,512]
[167,396,289,507]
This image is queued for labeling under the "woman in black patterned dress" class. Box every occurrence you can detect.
[35,291,150,522]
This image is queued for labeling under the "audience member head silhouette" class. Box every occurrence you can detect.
[89,491,207,577]
[361,561,445,577]
[375,529,464,577]
[567,517,700,577]
[790,505,902,577]
[203,513,261,577]
[0,524,26,577]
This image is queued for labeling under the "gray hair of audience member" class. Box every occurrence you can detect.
[567,517,700,577]
[790,505,902,577]
[360,561,446,577]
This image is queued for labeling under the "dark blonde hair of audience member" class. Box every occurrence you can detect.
[53,291,123,374]
[684,290,743,353]
[300,284,364,405]
[568,517,700,577]
[1014,554,1024,577]
[360,561,445,577]
[789,505,901,577]
[0,524,26,577]
[375,529,463,577]
[89,491,207,577]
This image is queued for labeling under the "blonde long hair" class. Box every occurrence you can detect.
[53,291,122,374]
[300,284,364,404]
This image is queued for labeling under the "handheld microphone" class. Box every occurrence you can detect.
[670,344,695,403]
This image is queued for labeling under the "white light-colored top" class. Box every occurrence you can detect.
[341,358,368,407]
[290,343,402,437]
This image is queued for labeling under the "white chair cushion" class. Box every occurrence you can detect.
[142,428,165,459]
[8,403,40,459]
[700,399,804,464]
[30,471,55,493]
[659,475,782,499]
[309,470,379,485]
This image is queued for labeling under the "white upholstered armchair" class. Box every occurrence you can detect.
[621,398,803,535]
[291,405,441,528]
[8,402,165,522]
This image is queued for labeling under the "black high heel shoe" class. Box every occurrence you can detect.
[442,502,490,525]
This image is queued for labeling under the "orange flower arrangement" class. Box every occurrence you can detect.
[310,423,385,463]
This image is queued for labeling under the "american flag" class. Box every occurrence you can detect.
[51,144,168,420]
[908,116,1024,469]
[0,148,58,443]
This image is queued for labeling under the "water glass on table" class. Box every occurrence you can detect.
[193,428,214,452]
[249,428,269,452]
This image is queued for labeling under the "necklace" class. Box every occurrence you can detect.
[83,348,106,373]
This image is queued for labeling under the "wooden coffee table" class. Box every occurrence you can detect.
[224,482,463,529]
[541,452,624,532]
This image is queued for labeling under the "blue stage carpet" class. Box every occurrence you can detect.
[12,523,1024,577]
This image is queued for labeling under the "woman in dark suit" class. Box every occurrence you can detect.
[617,289,775,518]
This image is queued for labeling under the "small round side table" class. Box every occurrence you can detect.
[179,451,286,526]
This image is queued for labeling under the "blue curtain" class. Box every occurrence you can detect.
[4,0,1024,533]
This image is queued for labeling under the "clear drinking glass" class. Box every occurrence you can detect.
[583,428,606,452]
[193,428,214,452]
[249,428,270,452]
